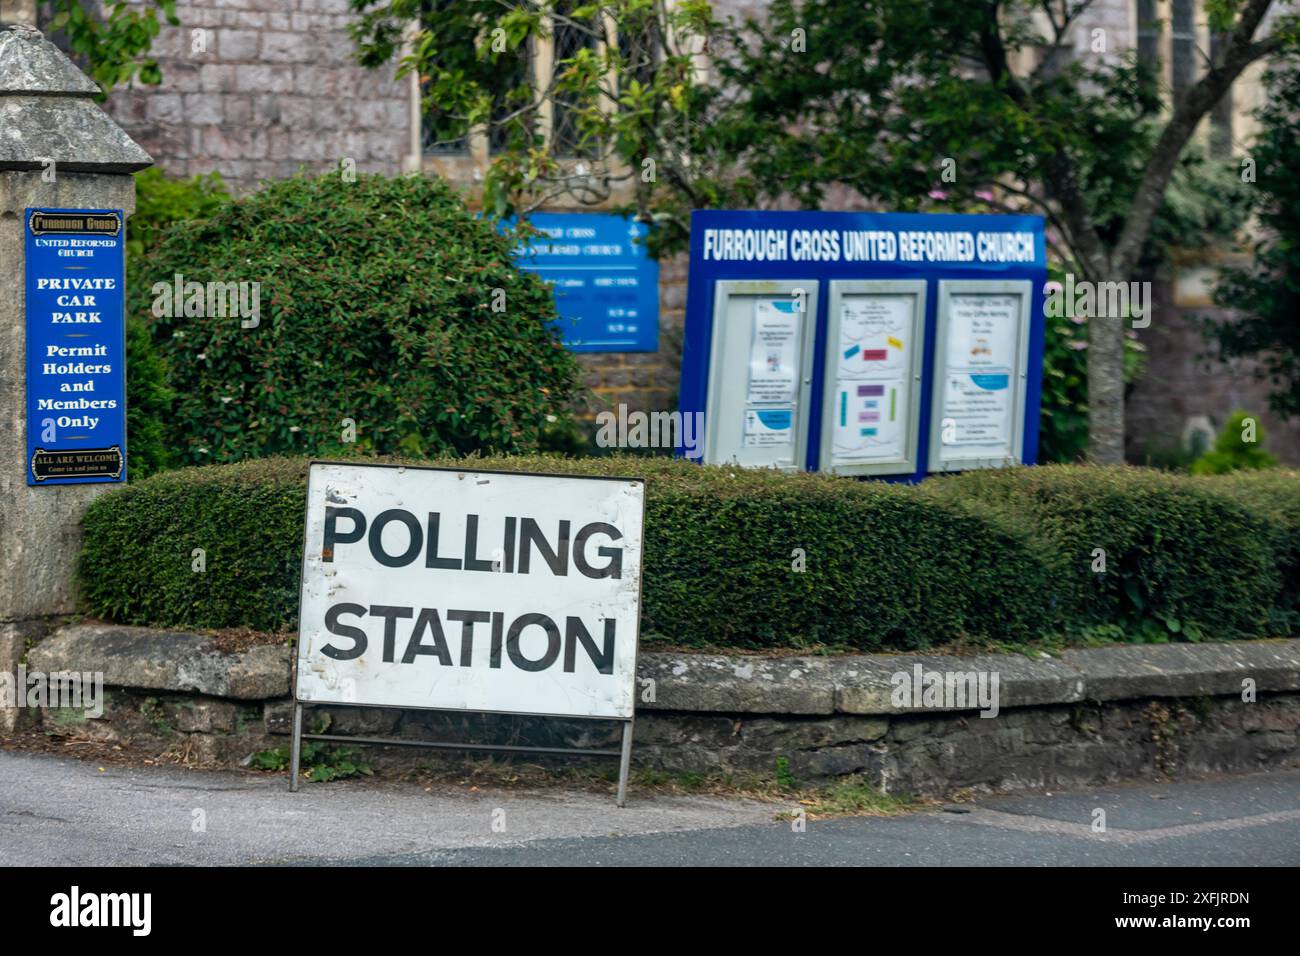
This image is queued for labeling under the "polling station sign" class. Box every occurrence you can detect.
[295,462,645,720]
[25,208,127,484]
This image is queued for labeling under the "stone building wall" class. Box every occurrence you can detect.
[90,0,410,192]
[575,253,687,421]
[1127,281,1300,465]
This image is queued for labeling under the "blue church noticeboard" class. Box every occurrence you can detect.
[679,210,1047,479]
[514,212,659,352]
[25,208,128,485]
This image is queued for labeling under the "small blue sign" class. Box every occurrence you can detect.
[514,213,659,352]
[25,208,127,485]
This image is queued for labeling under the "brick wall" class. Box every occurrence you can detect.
[575,252,687,421]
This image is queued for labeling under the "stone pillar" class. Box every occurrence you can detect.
[0,24,151,729]
[0,2,36,27]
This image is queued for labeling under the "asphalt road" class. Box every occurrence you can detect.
[2,749,1298,866]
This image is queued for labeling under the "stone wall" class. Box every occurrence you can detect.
[574,252,688,422]
[1127,278,1300,466]
[85,0,409,192]
[15,625,1300,797]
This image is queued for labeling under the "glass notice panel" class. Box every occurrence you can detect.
[820,281,926,476]
[929,280,1032,471]
[703,281,818,470]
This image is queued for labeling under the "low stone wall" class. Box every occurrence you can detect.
[12,624,1300,796]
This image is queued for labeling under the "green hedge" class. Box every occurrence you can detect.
[922,465,1289,641]
[1195,469,1300,632]
[79,459,1298,650]
[80,456,1057,650]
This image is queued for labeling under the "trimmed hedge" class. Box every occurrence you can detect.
[80,456,1055,650]
[922,466,1290,641]
[78,458,1299,650]
[1196,469,1300,632]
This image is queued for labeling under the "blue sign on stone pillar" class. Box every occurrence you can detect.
[24,207,128,484]
[514,212,659,352]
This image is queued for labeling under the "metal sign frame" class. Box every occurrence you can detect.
[819,279,927,477]
[702,279,820,470]
[289,460,644,807]
[927,279,1034,472]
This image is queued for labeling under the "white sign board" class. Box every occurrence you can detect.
[296,462,645,720]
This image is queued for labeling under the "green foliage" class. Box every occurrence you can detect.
[80,460,307,632]
[774,756,796,790]
[793,774,910,817]
[1038,266,1147,464]
[127,168,231,258]
[124,316,174,480]
[1190,411,1279,475]
[1038,305,1091,464]
[249,742,373,782]
[1209,65,1300,419]
[123,169,231,480]
[922,465,1284,641]
[1198,469,1300,632]
[351,1,1294,266]
[41,0,178,95]
[349,0,725,242]
[129,172,580,465]
[80,455,1056,649]
[79,458,1299,650]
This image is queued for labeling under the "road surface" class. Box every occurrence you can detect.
[1,749,1297,866]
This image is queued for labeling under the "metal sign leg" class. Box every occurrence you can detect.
[616,717,635,808]
[288,702,303,793]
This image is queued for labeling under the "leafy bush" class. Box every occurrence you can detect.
[124,168,232,479]
[1208,65,1300,420]
[129,173,580,466]
[922,465,1283,641]
[249,741,373,783]
[124,316,174,480]
[80,455,1058,651]
[1190,410,1278,475]
[128,168,231,257]
[1198,469,1300,632]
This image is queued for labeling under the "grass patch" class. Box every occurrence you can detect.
[782,774,914,819]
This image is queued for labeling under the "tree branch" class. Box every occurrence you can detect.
[976,0,1110,276]
[1109,0,1280,277]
